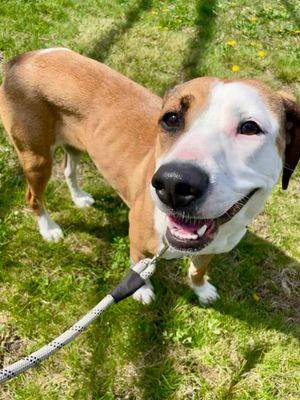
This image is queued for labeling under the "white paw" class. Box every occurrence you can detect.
[38,213,64,242]
[72,191,95,208]
[191,280,219,305]
[132,280,155,305]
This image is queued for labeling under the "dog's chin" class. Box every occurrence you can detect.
[164,189,258,253]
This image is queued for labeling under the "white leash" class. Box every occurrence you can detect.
[0,244,168,384]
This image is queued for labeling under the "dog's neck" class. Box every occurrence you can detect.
[85,96,161,208]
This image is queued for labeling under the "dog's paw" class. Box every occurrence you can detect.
[132,281,155,305]
[192,280,219,305]
[38,217,64,242]
[72,191,95,208]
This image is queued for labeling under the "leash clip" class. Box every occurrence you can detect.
[111,243,169,303]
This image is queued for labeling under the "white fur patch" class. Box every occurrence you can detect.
[132,279,155,305]
[64,151,95,208]
[71,190,95,208]
[191,279,219,305]
[152,81,283,259]
[38,210,63,242]
[160,82,281,218]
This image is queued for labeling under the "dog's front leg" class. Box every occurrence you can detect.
[189,255,219,305]
[131,276,156,305]
[128,203,159,305]
[129,248,156,305]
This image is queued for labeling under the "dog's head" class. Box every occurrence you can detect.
[151,78,300,254]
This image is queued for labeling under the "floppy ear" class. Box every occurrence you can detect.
[278,92,300,190]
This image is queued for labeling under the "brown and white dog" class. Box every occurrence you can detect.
[0,48,299,305]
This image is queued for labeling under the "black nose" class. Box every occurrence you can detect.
[151,162,210,209]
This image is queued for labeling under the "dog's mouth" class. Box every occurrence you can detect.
[165,189,258,252]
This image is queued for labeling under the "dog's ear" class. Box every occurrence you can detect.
[278,91,300,190]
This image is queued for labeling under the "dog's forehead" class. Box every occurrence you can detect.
[208,80,283,120]
[162,77,218,110]
[163,78,282,122]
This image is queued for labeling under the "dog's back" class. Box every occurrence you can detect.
[0,48,161,241]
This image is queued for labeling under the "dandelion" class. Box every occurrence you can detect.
[226,39,236,46]
[252,293,260,301]
[258,50,266,58]
[249,16,257,23]
[231,65,240,72]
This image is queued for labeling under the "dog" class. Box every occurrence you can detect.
[0,48,299,305]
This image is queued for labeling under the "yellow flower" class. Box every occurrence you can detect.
[252,293,260,301]
[294,29,300,34]
[249,16,257,23]
[226,39,237,46]
[258,50,267,58]
[231,65,240,72]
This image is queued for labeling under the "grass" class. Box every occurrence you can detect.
[0,0,299,399]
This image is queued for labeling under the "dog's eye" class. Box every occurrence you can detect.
[239,121,262,135]
[161,112,182,132]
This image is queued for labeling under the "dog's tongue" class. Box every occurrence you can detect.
[167,215,213,240]
[168,215,205,233]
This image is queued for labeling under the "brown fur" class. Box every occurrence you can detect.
[0,49,162,262]
[277,91,300,189]
[189,255,214,286]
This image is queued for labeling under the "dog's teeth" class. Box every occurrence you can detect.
[197,225,207,237]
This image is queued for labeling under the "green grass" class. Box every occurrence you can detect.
[0,0,299,399]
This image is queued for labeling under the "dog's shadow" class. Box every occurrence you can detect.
[210,232,299,336]
[65,190,129,241]
[131,232,299,399]
[82,189,299,398]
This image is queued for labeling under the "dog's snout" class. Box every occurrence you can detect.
[151,162,209,209]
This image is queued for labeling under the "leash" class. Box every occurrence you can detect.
[0,244,169,384]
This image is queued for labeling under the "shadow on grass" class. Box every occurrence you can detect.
[139,232,299,398]
[78,188,299,398]
[87,0,153,62]
[221,342,270,399]
[162,0,217,94]
[210,231,299,338]
[133,232,299,398]
[66,191,129,242]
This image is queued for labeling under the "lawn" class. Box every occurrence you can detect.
[0,0,299,399]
